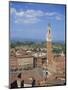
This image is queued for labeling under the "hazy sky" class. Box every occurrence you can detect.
[10,2,66,42]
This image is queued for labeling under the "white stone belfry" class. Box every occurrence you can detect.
[46,23,52,42]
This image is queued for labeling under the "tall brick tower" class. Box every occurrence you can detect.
[46,23,53,66]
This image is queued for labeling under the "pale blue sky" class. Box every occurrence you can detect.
[10,2,66,42]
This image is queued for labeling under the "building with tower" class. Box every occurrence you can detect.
[10,23,66,87]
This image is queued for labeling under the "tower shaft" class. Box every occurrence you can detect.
[47,41,53,65]
[46,23,53,65]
